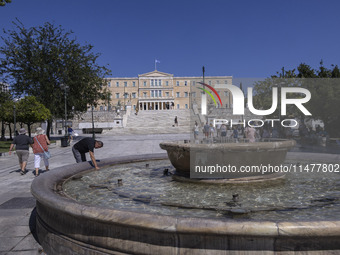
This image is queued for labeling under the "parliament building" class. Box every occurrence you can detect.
[102,70,233,112]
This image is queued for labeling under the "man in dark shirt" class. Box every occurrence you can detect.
[72,137,103,170]
[9,128,33,175]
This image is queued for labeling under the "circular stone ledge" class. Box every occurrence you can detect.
[31,153,340,255]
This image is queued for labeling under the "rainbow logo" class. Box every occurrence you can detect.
[198,82,223,115]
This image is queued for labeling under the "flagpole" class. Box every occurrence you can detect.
[155,59,156,70]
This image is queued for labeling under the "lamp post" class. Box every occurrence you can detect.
[13,103,16,138]
[13,98,19,138]
[61,84,69,137]
[91,106,95,139]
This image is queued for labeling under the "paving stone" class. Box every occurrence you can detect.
[0,197,36,210]
[0,237,23,252]
[0,226,31,238]
[12,235,42,251]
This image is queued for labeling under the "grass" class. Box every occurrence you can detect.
[0,141,12,153]
[0,137,57,153]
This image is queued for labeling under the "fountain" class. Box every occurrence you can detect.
[159,139,296,181]
[31,141,340,254]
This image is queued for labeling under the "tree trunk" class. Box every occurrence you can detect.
[0,121,6,141]
[8,123,12,140]
[46,119,52,139]
[27,124,31,137]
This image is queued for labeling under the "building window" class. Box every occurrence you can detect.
[116,82,119,87]
[155,79,158,86]
[184,92,188,97]
[166,81,169,86]
[216,80,219,84]
[151,90,154,97]
[192,81,195,86]
[177,104,180,109]
[159,79,162,86]
[115,93,119,99]
[225,80,228,84]
[185,104,188,109]
[143,92,147,98]
[209,81,212,85]
[132,92,136,98]
[165,92,169,97]
[185,81,187,86]
[124,82,127,87]
[124,93,128,99]
[176,81,179,86]
[224,91,228,96]
[133,81,136,87]
[144,81,147,86]
[192,92,196,97]
[151,80,154,86]
[158,90,162,97]
[176,92,180,97]
[108,81,111,87]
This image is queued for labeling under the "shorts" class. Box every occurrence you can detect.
[16,150,29,163]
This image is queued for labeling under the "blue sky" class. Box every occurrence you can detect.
[1,0,340,78]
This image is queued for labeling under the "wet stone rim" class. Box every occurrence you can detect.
[31,153,340,254]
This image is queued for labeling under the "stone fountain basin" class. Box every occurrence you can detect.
[160,139,296,178]
[31,153,340,255]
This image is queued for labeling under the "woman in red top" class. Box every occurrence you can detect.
[32,127,50,177]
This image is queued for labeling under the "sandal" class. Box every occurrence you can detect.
[35,173,40,177]
[20,170,26,175]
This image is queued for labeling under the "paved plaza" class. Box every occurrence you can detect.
[0,133,189,255]
[1,132,339,254]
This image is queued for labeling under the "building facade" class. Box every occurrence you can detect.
[0,82,10,93]
[102,70,233,111]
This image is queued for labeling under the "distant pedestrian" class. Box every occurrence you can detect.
[9,128,33,175]
[220,124,227,142]
[209,123,215,138]
[72,137,103,170]
[245,125,256,143]
[233,127,239,141]
[67,126,74,144]
[32,127,50,177]
[174,116,178,127]
[203,122,210,138]
[194,121,199,140]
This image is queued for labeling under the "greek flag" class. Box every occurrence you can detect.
[155,59,160,63]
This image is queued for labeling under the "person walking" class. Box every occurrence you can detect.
[67,126,74,144]
[9,128,33,175]
[32,127,51,177]
[72,137,103,170]
[203,122,210,138]
[174,116,178,127]
[194,121,199,140]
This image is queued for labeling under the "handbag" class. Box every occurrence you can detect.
[35,136,51,159]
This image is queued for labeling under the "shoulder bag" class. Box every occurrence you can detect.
[35,136,51,159]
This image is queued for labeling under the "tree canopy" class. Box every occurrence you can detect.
[252,62,340,137]
[0,20,111,136]
[0,0,12,7]
[16,96,51,136]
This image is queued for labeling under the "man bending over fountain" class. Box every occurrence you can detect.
[72,138,103,170]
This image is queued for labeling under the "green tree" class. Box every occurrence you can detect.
[16,96,51,136]
[0,20,111,137]
[0,0,12,7]
[253,62,340,137]
[0,90,12,140]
